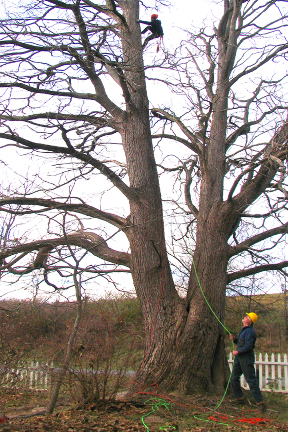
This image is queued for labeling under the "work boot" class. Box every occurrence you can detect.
[256,401,266,412]
[230,396,245,405]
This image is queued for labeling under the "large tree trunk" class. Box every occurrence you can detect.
[132,205,232,395]
[120,0,234,395]
[121,113,233,394]
[120,0,181,335]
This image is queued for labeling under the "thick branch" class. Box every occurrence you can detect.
[229,222,288,256]
[227,261,288,283]
[231,121,288,212]
[0,133,136,201]
[44,0,74,9]
[151,109,203,156]
[0,82,100,102]
[0,197,128,229]
[183,163,199,217]
[0,112,109,127]
[82,0,127,25]
[65,46,124,118]
[0,232,131,270]
[152,133,199,153]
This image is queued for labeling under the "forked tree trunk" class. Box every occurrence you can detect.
[130,206,232,395]
[119,0,234,396]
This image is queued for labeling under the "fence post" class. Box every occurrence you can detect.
[44,364,48,390]
[278,354,282,391]
[271,353,276,389]
[258,353,263,390]
[265,353,269,391]
[228,352,233,371]
[29,361,34,389]
[50,362,54,393]
[284,354,288,392]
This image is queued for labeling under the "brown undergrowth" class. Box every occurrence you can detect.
[1,389,288,431]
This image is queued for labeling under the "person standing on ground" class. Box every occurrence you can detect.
[230,312,265,410]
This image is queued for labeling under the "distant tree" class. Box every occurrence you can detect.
[0,0,288,396]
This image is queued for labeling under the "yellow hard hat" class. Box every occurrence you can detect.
[246,312,258,323]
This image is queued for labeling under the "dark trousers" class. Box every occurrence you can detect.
[141,26,153,35]
[141,27,161,48]
[230,354,263,403]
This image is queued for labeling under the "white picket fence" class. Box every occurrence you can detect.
[1,361,52,391]
[228,352,288,393]
[1,353,288,393]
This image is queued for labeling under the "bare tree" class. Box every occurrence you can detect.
[0,0,288,395]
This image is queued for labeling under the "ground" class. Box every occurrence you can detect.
[0,389,288,431]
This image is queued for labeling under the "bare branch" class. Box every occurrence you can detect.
[229,222,288,256]
[230,120,288,211]
[0,231,131,271]
[230,43,288,87]
[0,133,136,201]
[228,261,288,283]
[0,197,128,229]
[151,108,203,156]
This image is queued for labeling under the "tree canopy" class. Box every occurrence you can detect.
[0,0,288,394]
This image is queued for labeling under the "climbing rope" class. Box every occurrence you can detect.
[191,256,232,335]
[137,252,274,430]
[141,398,174,431]
[191,255,234,411]
[191,255,275,427]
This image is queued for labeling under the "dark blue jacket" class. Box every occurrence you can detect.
[234,325,256,356]
[139,19,164,36]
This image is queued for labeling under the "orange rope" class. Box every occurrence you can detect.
[234,409,272,425]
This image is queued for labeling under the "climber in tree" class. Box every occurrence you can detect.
[136,14,164,49]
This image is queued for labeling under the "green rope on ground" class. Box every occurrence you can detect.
[141,398,174,432]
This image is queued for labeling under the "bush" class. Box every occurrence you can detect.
[64,298,141,406]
